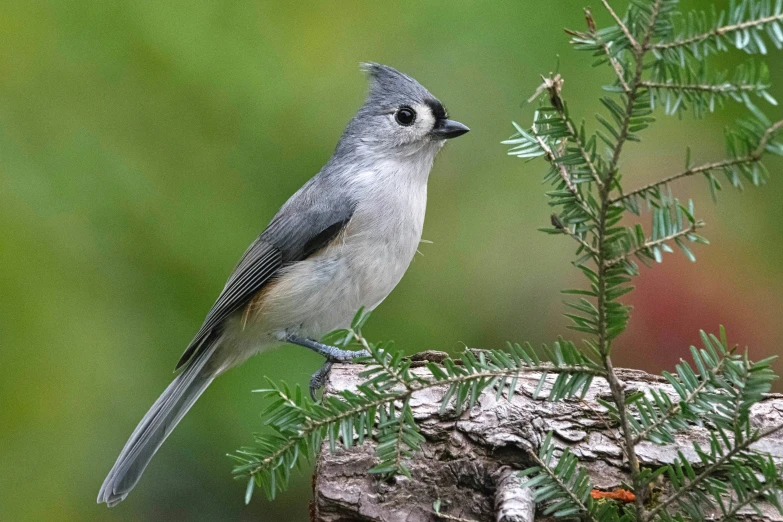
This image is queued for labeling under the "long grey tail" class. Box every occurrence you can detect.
[97,341,220,507]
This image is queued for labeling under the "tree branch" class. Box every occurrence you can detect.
[599,2,664,516]
[601,0,640,52]
[606,222,703,267]
[531,124,595,218]
[562,228,600,256]
[640,80,766,93]
[611,119,783,204]
[715,483,782,522]
[654,13,783,51]
[527,450,600,522]
[642,422,783,522]
[630,354,725,446]
[581,8,631,93]
[543,74,604,188]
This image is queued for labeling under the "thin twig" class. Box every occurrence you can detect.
[542,74,605,188]
[432,511,480,522]
[640,81,765,93]
[527,450,601,522]
[654,12,783,51]
[532,124,595,216]
[642,422,783,521]
[535,134,578,193]
[612,119,783,204]
[563,228,600,256]
[606,49,631,93]
[601,0,640,51]
[715,485,779,522]
[606,223,703,268]
[630,355,726,445]
[585,7,631,92]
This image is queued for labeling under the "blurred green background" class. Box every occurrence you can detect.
[2,1,781,520]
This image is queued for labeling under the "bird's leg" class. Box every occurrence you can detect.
[285,334,371,399]
[308,361,333,400]
[286,334,371,361]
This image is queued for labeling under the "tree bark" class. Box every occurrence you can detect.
[311,354,783,522]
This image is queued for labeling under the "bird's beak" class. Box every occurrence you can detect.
[431,119,470,140]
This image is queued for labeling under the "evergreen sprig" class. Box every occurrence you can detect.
[233,310,605,502]
[503,0,782,518]
[520,431,598,520]
[653,0,783,59]
[235,0,783,519]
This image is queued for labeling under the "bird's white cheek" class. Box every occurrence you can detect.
[412,103,435,134]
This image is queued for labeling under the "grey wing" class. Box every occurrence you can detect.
[175,193,355,370]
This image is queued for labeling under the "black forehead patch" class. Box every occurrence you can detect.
[424,98,448,120]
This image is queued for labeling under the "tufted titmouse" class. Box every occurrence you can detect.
[97,63,468,506]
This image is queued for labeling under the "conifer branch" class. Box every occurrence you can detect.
[563,228,600,256]
[583,8,631,93]
[715,483,782,522]
[530,122,595,217]
[612,119,783,204]
[629,356,722,446]
[601,0,640,51]
[237,391,395,477]
[527,449,599,522]
[543,74,604,188]
[607,222,703,267]
[654,13,783,51]
[597,1,665,515]
[535,133,578,195]
[642,422,783,522]
[640,80,765,93]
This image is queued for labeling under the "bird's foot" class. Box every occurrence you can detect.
[309,361,333,400]
[286,334,371,400]
[286,334,371,362]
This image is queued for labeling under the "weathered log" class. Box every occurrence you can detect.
[311,356,783,522]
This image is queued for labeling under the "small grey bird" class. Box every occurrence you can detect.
[97,63,468,506]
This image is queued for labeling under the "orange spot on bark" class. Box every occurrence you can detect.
[590,488,635,503]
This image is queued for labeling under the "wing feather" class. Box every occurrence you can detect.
[174,193,355,370]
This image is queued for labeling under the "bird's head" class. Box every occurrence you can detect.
[337,63,469,159]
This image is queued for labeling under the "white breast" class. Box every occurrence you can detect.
[247,160,431,342]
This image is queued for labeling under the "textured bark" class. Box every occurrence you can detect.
[312,355,783,522]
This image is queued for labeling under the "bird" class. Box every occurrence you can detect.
[97,62,469,506]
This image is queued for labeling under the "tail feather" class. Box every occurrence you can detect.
[97,341,220,506]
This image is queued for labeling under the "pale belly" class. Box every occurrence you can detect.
[216,174,429,369]
[257,228,419,339]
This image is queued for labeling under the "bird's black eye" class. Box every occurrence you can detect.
[394,106,416,126]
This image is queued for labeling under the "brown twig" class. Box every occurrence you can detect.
[640,80,764,93]
[542,74,605,188]
[611,119,783,204]
[601,0,640,52]
[606,223,703,268]
[585,8,631,93]
[642,422,783,521]
[654,13,783,51]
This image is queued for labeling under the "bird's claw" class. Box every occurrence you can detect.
[308,348,372,400]
[309,361,334,400]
